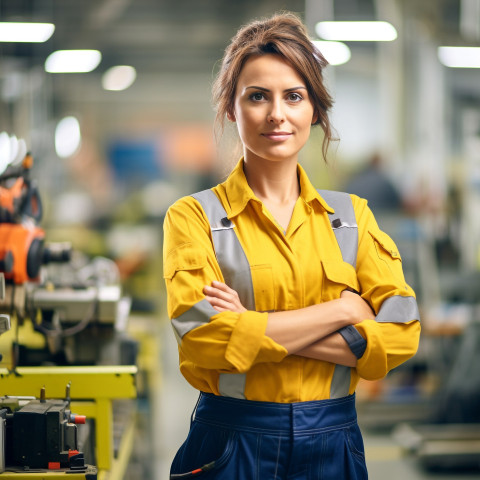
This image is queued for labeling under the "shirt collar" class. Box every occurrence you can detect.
[223,158,335,217]
[297,163,334,213]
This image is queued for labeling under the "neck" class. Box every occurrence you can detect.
[243,155,300,204]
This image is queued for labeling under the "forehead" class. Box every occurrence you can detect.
[237,54,305,89]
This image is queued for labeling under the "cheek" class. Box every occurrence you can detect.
[235,109,261,139]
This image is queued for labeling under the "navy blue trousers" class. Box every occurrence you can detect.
[170,393,368,479]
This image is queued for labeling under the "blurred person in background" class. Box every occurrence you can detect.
[345,151,403,213]
[163,12,420,480]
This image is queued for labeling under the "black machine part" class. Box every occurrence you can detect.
[8,399,85,469]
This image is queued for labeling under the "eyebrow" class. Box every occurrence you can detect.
[245,85,307,92]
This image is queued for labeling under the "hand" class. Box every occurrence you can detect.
[203,281,247,313]
[340,290,375,324]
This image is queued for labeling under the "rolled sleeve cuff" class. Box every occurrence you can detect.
[354,320,388,380]
[225,311,287,372]
[338,325,367,359]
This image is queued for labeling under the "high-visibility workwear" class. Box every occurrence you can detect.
[163,159,421,403]
[170,393,367,480]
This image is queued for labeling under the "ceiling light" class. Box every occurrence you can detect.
[45,50,102,73]
[102,65,137,91]
[438,46,480,68]
[0,132,11,175]
[313,41,351,66]
[55,117,81,158]
[315,21,397,42]
[0,22,55,43]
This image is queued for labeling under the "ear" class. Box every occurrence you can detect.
[311,110,319,125]
[227,110,236,122]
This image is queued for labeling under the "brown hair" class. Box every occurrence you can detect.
[212,12,335,160]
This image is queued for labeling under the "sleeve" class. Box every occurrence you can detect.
[163,196,288,373]
[351,196,421,380]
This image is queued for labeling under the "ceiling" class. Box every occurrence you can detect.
[0,0,478,132]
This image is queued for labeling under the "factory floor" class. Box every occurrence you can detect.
[154,320,479,480]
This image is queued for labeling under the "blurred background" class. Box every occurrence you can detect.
[0,0,480,479]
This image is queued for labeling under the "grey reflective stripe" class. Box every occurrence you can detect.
[171,298,218,340]
[192,189,252,398]
[329,365,351,398]
[318,190,358,268]
[318,190,358,398]
[192,190,256,311]
[219,373,247,399]
[375,295,420,323]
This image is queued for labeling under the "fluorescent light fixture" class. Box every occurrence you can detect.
[0,22,55,43]
[45,50,102,73]
[0,132,11,175]
[316,21,397,42]
[313,41,351,66]
[55,116,81,158]
[438,46,480,68]
[102,65,137,91]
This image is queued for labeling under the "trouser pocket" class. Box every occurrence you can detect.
[170,422,236,479]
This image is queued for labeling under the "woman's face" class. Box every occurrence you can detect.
[229,54,316,165]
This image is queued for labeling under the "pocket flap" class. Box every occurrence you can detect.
[369,230,401,260]
[164,242,206,279]
[322,260,360,292]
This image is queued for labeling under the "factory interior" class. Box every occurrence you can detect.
[0,0,480,478]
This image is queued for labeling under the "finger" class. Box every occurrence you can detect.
[211,280,236,294]
[203,285,234,302]
[204,295,236,311]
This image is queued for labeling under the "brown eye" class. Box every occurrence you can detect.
[249,92,265,101]
[287,92,303,102]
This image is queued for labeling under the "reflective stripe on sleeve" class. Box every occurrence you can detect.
[171,298,218,340]
[375,295,420,323]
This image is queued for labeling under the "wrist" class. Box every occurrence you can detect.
[332,298,356,327]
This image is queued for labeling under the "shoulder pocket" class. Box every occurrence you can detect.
[163,242,207,280]
[369,230,402,262]
[322,260,360,301]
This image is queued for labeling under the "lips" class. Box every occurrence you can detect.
[262,131,292,141]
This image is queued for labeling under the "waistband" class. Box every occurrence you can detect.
[194,393,358,436]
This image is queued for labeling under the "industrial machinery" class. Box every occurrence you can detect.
[0,143,139,479]
[0,148,136,369]
[0,385,94,476]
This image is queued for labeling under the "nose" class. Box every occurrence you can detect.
[267,99,285,124]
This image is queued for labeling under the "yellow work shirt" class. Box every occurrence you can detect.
[163,159,421,403]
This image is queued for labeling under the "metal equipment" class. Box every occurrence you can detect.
[0,146,139,479]
[0,384,93,475]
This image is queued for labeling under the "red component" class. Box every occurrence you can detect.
[70,414,86,424]
[0,223,45,284]
[48,462,61,470]
[68,449,80,458]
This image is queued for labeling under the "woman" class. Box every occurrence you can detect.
[163,12,420,479]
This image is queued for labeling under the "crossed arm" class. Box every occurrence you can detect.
[203,281,375,367]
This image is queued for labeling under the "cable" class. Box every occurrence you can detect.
[170,461,216,479]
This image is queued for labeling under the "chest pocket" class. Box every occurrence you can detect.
[321,260,360,302]
[250,264,275,312]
